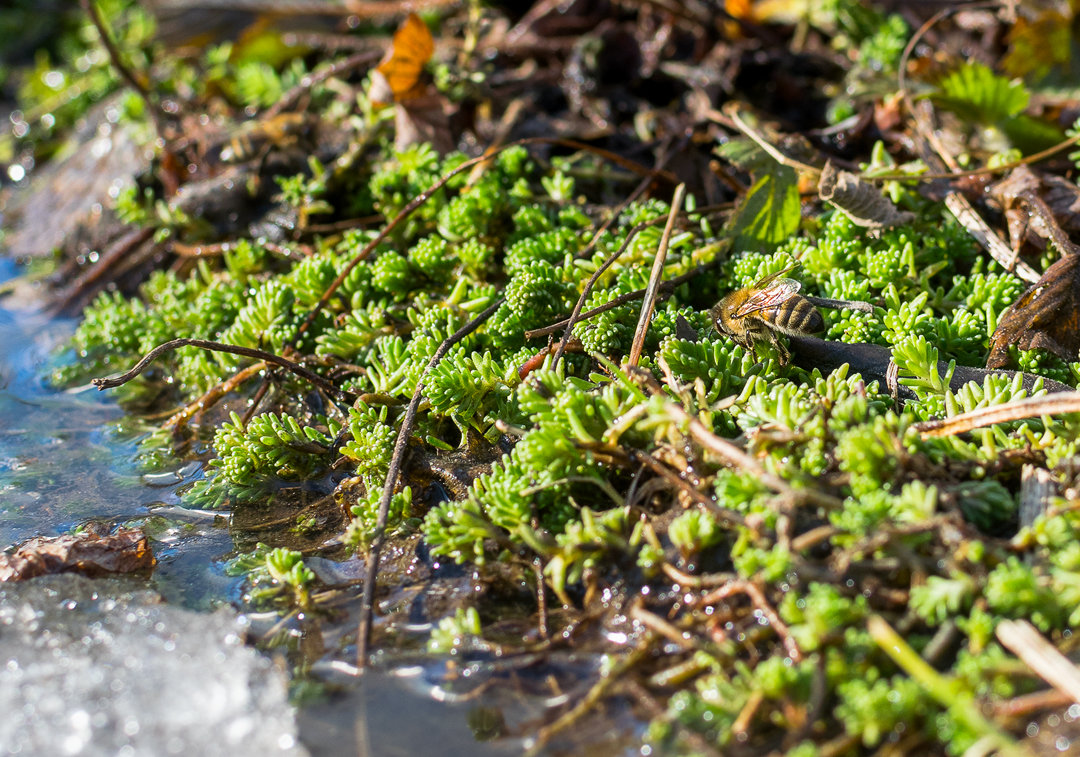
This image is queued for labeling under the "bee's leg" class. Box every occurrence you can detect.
[763,330,789,366]
[776,339,790,366]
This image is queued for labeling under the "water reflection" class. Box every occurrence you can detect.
[0,262,565,754]
[0,264,234,608]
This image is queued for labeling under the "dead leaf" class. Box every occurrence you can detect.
[0,525,155,582]
[818,161,914,229]
[987,253,1080,369]
[394,93,457,154]
[988,166,1080,257]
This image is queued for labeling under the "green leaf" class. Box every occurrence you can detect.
[1000,114,1067,154]
[715,138,773,173]
[933,62,1030,124]
[730,165,800,250]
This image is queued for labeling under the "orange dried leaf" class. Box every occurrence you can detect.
[371,13,435,105]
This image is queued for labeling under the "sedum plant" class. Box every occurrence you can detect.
[57,131,1080,754]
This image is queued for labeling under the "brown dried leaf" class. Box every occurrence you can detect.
[988,166,1080,256]
[0,525,155,582]
[817,161,913,229]
[1039,175,1080,233]
[987,253,1080,369]
[393,94,457,155]
[987,164,1041,254]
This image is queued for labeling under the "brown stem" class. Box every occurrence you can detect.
[914,391,1080,439]
[996,619,1080,704]
[356,299,503,668]
[630,448,747,528]
[550,149,682,367]
[656,392,844,510]
[291,136,668,350]
[627,184,686,368]
[525,258,724,340]
[699,579,803,663]
[80,0,164,137]
[265,49,381,119]
[164,361,268,431]
[92,338,349,401]
[50,227,154,315]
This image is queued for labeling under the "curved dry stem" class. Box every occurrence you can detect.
[291,136,669,350]
[699,579,802,663]
[92,338,349,401]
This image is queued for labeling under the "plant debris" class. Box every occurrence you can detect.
[0,524,155,582]
[987,253,1080,370]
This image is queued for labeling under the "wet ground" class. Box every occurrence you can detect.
[0,261,534,756]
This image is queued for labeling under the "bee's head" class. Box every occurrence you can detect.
[711,293,739,334]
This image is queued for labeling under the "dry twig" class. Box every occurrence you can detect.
[627,184,686,367]
[699,579,803,663]
[92,338,348,401]
[356,299,503,667]
[913,391,1080,439]
[996,619,1080,705]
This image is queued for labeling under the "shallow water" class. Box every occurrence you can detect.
[0,263,535,756]
[0,265,236,610]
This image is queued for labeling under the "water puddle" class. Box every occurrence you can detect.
[0,265,235,610]
[0,262,552,756]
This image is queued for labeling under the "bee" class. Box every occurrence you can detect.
[712,265,824,365]
[220,112,311,164]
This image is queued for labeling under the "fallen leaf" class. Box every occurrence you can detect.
[0,525,155,582]
[818,161,914,229]
[987,253,1080,369]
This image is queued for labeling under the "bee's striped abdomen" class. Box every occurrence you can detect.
[770,297,823,335]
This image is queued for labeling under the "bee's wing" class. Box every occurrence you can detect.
[734,279,802,317]
[752,264,799,289]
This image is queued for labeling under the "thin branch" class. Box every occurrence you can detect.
[630,448,747,528]
[661,562,736,589]
[913,391,1080,439]
[290,136,670,349]
[164,361,268,431]
[656,392,844,510]
[992,688,1074,719]
[265,49,381,119]
[699,579,802,663]
[549,216,671,353]
[550,171,672,367]
[627,184,686,368]
[629,603,695,650]
[49,227,154,315]
[525,258,724,340]
[92,338,349,401]
[356,298,503,667]
[943,192,1040,284]
[997,619,1080,704]
[80,0,164,137]
[715,104,822,178]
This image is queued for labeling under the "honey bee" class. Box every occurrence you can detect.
[220,112,311,163]
[712,265,823,365]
